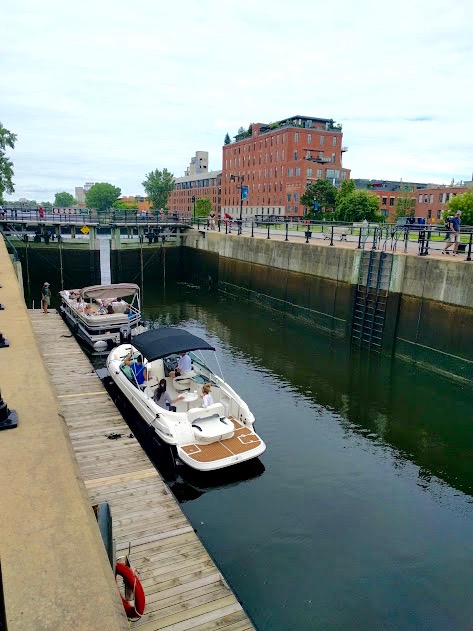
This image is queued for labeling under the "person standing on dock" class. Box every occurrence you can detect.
[41,282,51,314]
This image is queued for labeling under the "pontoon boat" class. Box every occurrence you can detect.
[59,283,145,352]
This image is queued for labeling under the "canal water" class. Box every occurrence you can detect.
[99,281,473,631]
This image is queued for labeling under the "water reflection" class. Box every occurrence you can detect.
[142,284,473,498]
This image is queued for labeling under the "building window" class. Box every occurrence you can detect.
[320,136,325,145]
[294,133,299,143]
[288,168,294,176]
[429,194,433,203]
[294,150,298,160]
[331,153,336,163]
[306,150,311,159]
[419,195,423,203]
[287,193,292,202]
[308,134,312,144]
[295,167,301,176]
[332,136,337,146]
[389,197,395,206]
[382,197,387,206]
[317,169,322,177]
[294,192,299,201]
[428,209,432,218]
[307,168,313,177]
[438,193,443,202]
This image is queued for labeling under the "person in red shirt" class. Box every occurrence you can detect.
[38,205,45,220]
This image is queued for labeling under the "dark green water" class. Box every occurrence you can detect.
[121,282,473,631]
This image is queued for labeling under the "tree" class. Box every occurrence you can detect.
[395,193,416,219]
[85,182,121,212]
[300,179,337,218]
[195,198,212,217]
[113,199,139,210]
[142,168,175,210]
[54,191,76,207]
[0,122,17,202]
[224,133,231,145]
[336,179,356,201]
[444,190,473,226]
[334,190,383,223]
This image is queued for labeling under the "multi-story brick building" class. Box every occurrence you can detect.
[221,115,350,220]
[168,170,222,217]
[414,184,472,223]
[120,196,152,213]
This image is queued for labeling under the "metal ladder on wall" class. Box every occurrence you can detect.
[351,251,393,352]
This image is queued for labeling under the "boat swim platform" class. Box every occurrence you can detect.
[181,420,263,464]
[28,309,256,631]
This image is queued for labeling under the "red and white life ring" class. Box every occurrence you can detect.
[115,562,146,619]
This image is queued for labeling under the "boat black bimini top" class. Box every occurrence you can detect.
[132,327,215,361]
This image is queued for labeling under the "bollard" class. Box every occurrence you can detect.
[251,221,254,237]
[330,225,334,246]
[0,332,9,348]
[357,229,362,249]
[218,219,221,232]
[305,229,312,244]
[267,224,271,239]
[467,233,472,262]
[0,391,18,431]
[371,226,377,250]
[285,222,289,242]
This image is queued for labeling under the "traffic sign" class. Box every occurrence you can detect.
[80,226,90,234]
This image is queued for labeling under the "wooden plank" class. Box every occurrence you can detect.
[84,468,158,489]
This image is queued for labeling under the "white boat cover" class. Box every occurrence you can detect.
[80,283,140,300]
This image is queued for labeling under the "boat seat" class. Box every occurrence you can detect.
[188,403,234,443]
[147,359,165,382]
[173,370,195,391]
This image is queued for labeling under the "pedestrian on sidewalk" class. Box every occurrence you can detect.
[443,211,462,256]
[41,282,51,313]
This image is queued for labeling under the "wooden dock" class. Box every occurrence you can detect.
[28,309,255,631]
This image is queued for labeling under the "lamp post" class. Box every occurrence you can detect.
[230,174,246,235]
[192,196,196,224]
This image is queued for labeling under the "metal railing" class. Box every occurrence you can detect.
[190,218,473,261]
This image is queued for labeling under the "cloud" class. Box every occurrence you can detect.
[1,0,473,200]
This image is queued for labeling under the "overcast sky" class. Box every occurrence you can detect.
[1,0,472,202]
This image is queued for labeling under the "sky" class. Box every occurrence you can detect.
[1,0,472,202]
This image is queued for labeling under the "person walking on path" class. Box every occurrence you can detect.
[41,282,51,313]
[443,211,462,255]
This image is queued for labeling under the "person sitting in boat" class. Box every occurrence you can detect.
[84,303,93,316]
[124,353,148,388]
[169,352,192,378]
[201,383,214,408]
[153,379,184,412]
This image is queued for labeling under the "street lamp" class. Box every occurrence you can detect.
[230,174,247,235]
[192,196,196,224]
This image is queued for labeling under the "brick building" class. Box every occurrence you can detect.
[414,184,472,223]
[353,179,427,221]
[222,115,350,220]
[168,170,222,217]
[120,196,152,213]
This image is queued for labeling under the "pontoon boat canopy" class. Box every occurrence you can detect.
[81,284,140,300]
[132,328,215,361]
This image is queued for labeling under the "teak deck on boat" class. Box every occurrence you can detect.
[181,421,262,463]
[29,310,255,631]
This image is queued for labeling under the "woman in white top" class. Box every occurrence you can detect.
[201,383,214,408]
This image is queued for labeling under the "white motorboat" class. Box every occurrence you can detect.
[59,283,146,352]
[106,327,266,472]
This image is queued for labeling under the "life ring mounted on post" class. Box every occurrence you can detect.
[115,562,146,620]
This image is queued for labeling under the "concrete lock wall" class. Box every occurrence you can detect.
[184,232,473,382]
